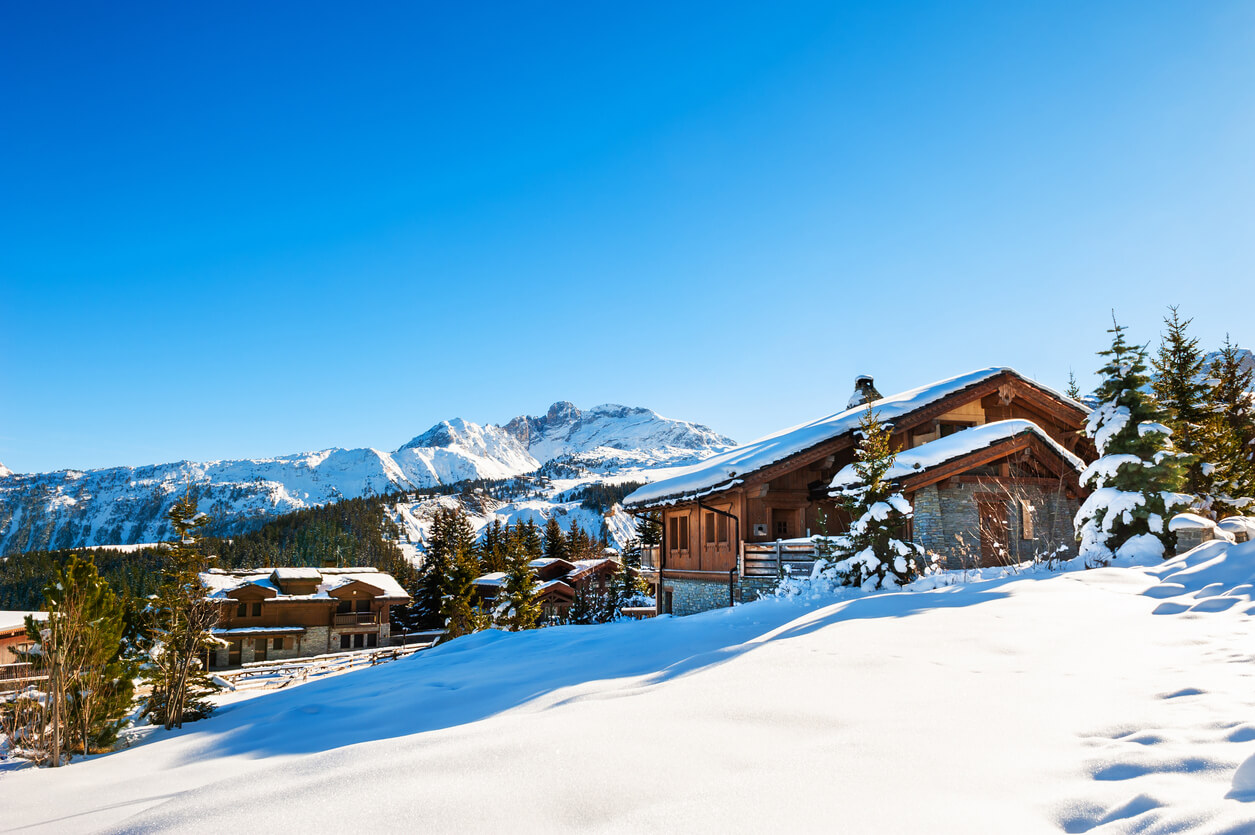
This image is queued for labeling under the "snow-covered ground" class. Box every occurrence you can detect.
[4,542,1255,833]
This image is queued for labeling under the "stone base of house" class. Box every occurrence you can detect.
[912,482,1079,569]
[659,576,782,616]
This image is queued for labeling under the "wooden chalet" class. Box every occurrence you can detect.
[472,556,624,622]
[199,567,410,668]
[622,367,1094,616]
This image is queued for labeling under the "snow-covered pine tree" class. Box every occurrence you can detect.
[494,537,540,631]
[567,579,596,624]
[146,495,221,730]
[1152,306,1212,504]
[1203,335,1255,515]
[1075,315,1191,564]
[829,407,931,590]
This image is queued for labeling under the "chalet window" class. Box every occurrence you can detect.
[236,603,247,618]
[340,634,351,649]
[336,599,352,614]
[717,514,729,543]
[251,602,261,617]
[353,633,365,649]
[705,512,715,544]
[356,599,370,613]
[1020,500,1036,541]
[668,515,688,552]
[367,633,378,648]
[775,519,789,538]
[939,422,974,438]
[272,637,284,651]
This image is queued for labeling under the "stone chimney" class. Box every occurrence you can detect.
[846,374,882,410]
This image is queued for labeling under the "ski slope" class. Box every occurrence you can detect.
[3,541,1255,833]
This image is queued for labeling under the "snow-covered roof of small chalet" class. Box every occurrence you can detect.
[624,367,1085,508]
[199,567,409,601]
[0,610,46,633]
[828,419,1085,493]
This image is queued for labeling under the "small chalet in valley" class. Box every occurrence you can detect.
[472,556,622,621]
[199,567,410,668]
[0,610,44,664]
[623,367,1094,616]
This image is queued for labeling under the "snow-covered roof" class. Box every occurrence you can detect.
[212,626,308,636]
[271,567,323,582]
[199,567,409,601]
[829,420,1085,492]
[625,367,1084,508]
[473,572,507,587]
[0,610,46,633]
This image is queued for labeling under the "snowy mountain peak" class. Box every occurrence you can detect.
[0,462,11,478]
[399,418,488,452]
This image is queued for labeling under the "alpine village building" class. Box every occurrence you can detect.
[199,567,410,668]
[472,556,623,622]
[622,367,1095,617]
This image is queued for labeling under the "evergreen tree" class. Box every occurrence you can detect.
[1203,335,1255,515]
[494,537,540,631]
[601,558,645,622]
[566,518,594,561]
[828,407,931,589]
[440,541,487,639]
[1066,369,1082,400]
[416,506,478,627]
[516,519,544,562]
[1075,314,1191,564]
[480,519,508,574]
[542,517,567,562]
[145,495,221,730]
[1152,306,1212,502]
[567,579,596,625]
[6,555,137,765]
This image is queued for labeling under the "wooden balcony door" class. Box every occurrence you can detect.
[254,637,268,663]
[228,639,242,666]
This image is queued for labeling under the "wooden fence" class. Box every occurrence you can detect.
[742,542,820,579]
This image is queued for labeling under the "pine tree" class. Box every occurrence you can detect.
[8,555,137,764]
[481,519,508,574]
[494,537,540,631]
[542,517,567,562]
[417,506,479,627]
[567,579,596,625]
[1152,306,1212,502]
[440,541,487,640]
[1075,314,1191,564]
[146,495,221,730]
[1203,335,1255,515]
[828,407,930,589]
[1066,369,1082,400]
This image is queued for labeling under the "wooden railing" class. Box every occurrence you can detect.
[742,541,819,579]
[334,612,379,626]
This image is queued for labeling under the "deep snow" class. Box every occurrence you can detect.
[3,542,1255,833]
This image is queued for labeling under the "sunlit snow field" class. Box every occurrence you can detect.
[3,542,1255,834]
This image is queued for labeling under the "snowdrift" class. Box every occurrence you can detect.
[4,543,1255,833]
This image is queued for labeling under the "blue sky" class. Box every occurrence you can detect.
[2,1,1253,473]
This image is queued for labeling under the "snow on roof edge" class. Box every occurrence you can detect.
[625,367,1082,508]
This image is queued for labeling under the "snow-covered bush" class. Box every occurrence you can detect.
[826,408,936,590]
[1075,317,1191,565]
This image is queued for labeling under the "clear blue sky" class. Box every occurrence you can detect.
[3,1,1253,473]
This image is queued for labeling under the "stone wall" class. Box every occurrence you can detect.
[664,575,782,615]
[914,481,1079,570]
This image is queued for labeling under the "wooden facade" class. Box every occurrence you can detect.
[203,567,410,668]
[626,370,1093,615]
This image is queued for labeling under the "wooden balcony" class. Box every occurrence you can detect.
[742,541,819,578]
[334,612,379,627]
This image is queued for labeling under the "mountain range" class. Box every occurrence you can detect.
[0,402,732,555]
